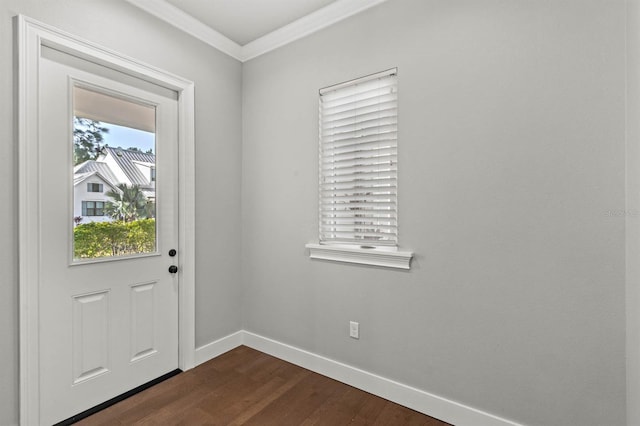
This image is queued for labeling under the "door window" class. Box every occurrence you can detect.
[72,85,158,260]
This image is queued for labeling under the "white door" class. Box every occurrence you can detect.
[37,46,180,425]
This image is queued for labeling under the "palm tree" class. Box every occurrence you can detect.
[104,184,149,222]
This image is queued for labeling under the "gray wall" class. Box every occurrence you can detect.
[627,0,640,425]
[242,1,627,425]
[0,1,243,424]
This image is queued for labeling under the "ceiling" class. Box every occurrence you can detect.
[125,0,388,61]
[164,0,338,46]
[74,86,156,133]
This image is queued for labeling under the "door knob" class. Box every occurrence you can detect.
[168,265,178,274]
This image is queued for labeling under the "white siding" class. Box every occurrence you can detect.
[73,176,113,223]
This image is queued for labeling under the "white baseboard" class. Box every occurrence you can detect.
[194,330,244,366]
[194,330,523,426]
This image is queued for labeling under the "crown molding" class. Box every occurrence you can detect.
[125,0,243,61]
[125,0,389,62]
[241,0,389,61]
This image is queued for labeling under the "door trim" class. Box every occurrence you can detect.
[17,15,196,425]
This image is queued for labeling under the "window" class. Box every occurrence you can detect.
[151,167,156,182]
[82,201,105,216]
[307,68,412,269]
[319,69,398,246]
[87,183,103,193]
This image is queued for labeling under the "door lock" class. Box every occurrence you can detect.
[168,265,178,274]
[169,249,177,257]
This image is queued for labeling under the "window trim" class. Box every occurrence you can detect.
[306,243,413,269]
[82,200,105,216]
[87,182,103,192]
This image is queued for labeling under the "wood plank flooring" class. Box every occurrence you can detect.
[76,346,451,425]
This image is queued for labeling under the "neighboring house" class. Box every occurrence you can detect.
[73,146,155,223]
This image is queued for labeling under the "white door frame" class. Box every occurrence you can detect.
[17,15,196,425]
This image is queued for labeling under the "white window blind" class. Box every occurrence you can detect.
[318,68,398,247]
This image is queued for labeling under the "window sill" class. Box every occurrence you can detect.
[305,243,413,270]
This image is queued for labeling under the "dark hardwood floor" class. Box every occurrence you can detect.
[76,345,451,425]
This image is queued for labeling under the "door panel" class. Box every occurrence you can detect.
[130,281,159,362]
[72,290,110,384]
[38,47,179,425]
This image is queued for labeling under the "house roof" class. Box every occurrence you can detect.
[74,160,120,185]
[73,170,120,193]
[73,149,156,200]
[73,171,93,186]
[102,146,155,188]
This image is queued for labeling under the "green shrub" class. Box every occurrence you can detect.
[74,219,156,259]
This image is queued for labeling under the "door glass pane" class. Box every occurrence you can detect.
[72,86,157,261]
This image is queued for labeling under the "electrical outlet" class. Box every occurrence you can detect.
[349,321,359,339]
